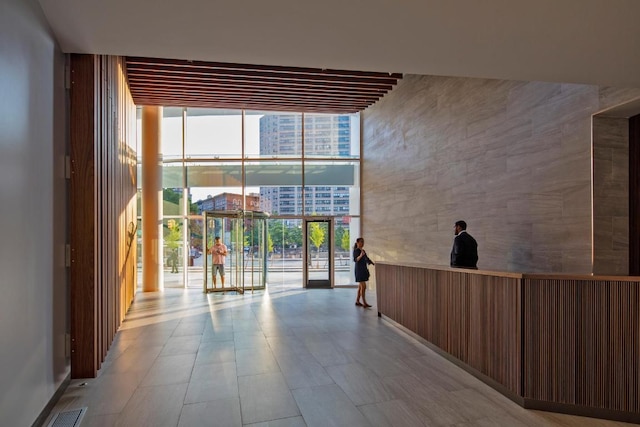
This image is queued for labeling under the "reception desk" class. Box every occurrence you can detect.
[375,262,640,423]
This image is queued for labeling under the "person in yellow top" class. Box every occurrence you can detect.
[209,236,228,288]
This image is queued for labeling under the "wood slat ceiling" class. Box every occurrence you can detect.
[125,57,402,114]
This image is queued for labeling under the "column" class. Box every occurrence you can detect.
[142,106,163,291]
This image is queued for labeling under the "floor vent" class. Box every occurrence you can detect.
[47,407,87,427]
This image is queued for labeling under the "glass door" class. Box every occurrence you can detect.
[203,211,245,294]
[202,210,270,294]
[304,218,333,288]
[243,210,268,293]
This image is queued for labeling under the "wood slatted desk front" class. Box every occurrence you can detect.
[375,262,640,424]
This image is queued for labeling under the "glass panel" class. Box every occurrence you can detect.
[163,217,184,288]
[245,111,302,159]
[136,108,142,164]
[257,185,303,216]
[303,161,358,216]
[306,220,330,287]
[303,113,360,158]
[163,187,185,216]
[186,108,242,159]
[192,187,245,213]
[344,217,361,285]
[244,213,267,291]
[204,213,244,291]
[186,217,204,289]
[246,160,303,216]
[162,163,184,191]
[245,161,302,186]
[136,218,142,290]
[163,107,184,161]
[136,105,362,293]
[334,218,353,286]
[267,218,303,289]
[186,161,242,188]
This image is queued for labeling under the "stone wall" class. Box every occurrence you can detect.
[363,74,640,273]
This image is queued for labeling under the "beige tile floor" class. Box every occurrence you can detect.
[45,285,638,427]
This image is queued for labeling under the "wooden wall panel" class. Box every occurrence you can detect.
[522,279,578,404]
[376,264,521,396]
[69,54,137,378]
[378,264,640,421]
[521,276,640,420]
[69,55,97,378]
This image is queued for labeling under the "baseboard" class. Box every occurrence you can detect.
[524,399,640,424]
[32,372,71,427]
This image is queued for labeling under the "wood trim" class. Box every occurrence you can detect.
[125,56,402,113]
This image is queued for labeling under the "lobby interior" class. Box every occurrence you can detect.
[4,0,640,426]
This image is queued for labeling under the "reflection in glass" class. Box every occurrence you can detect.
[185,161,242,189]
[190,186,245,213]
[162,163,184,190]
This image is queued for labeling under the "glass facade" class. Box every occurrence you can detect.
[137,107,361,289]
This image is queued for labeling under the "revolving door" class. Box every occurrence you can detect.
[202,210,269,294]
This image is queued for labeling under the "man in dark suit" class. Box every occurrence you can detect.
[450,220,478,269]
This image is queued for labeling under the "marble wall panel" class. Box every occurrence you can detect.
[363,74,639,273]
[593,116,629,275]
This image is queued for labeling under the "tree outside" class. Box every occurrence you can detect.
[308,222,326,267]
[341,228,350,251]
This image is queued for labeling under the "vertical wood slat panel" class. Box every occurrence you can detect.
[523,278,640,413]
[70,55,97,378]
[377,264,640,420]
[375,264,521,395]
[70,54,137,379]
[522,279,577,404]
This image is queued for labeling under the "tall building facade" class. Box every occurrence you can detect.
[259,114,351,222]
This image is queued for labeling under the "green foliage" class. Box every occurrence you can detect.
[163,188,197,214]
[287,224,302,248]
[268,220,303,249]
[309,222,326,266]
[267,233,274,253]
[309,222,325,251]
[165,219,181,250]
[341,229,350,252]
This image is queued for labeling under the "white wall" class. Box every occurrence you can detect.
[0,0,69,425]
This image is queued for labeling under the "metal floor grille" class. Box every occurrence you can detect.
[47,407,87,427]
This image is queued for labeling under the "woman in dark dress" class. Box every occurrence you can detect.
[353,237,374,308]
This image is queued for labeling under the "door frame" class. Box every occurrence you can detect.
[303,217,334,288]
